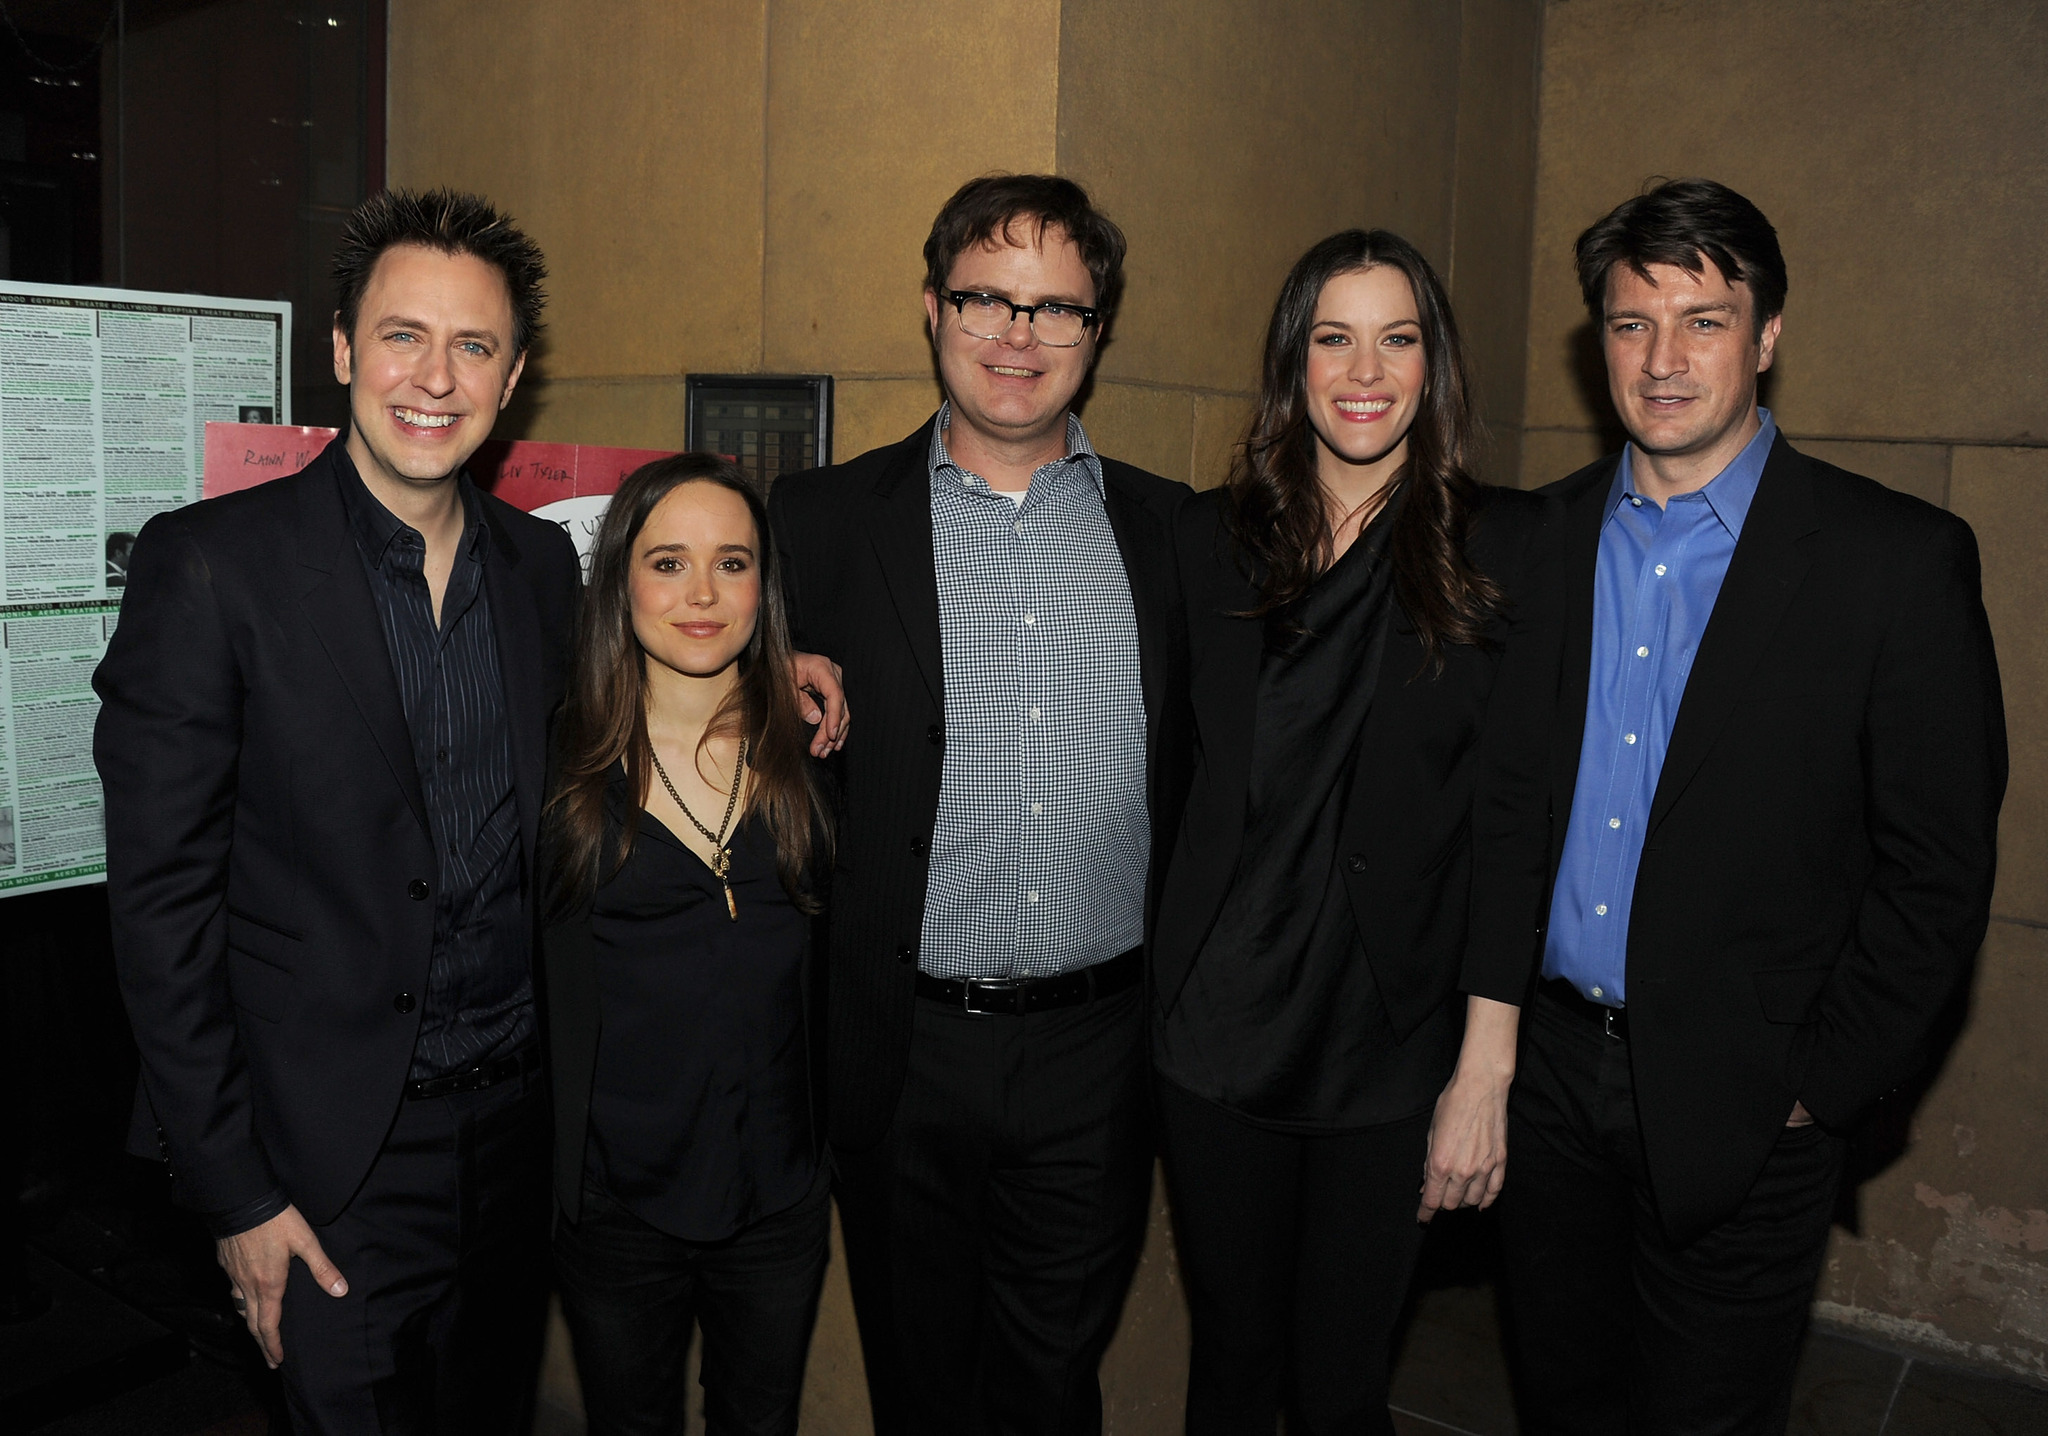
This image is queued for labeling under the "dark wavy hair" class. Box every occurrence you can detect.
[1575,178,1786,335]
[922,173,1128,328]
[542,454,829,917]
[1225,229,1500,663]
[331,188,549,353]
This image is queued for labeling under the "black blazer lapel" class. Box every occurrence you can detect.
[1646,437,1818,835]
[291,458,429,832]
[483,506,549,868]
[865,432,944,709]
[1548,455,1619,865]
[1101,470,1172,746]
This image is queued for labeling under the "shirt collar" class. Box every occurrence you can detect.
[1608,407,1777,540]
[927,400,1105,500]
[335,443,490,570]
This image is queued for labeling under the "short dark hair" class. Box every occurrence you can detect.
[1574,178,1786,331]
[331,188,549,354]
[922,174,1128,329]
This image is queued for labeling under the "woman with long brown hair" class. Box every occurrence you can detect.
[538,453,833,1436]
[1152,230,1556,1434]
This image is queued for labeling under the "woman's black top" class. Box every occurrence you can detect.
[1156,496,1460,1131]
[582,781,816,1243]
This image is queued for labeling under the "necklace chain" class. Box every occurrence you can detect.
[648,737,748,920]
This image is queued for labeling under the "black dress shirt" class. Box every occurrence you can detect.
[584,780,816,1242]
[336,454,534,1082]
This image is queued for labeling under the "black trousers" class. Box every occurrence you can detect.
[552,1164,831,1436]
[277,1066,552,1436]
[833,983,1152,1436]
[1155,1077,1431,1436]
[1497,989,1848,1436]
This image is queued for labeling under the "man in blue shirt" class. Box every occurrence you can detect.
[1497,180,2005,1433]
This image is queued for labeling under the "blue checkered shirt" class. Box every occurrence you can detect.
[919,404,1150,979]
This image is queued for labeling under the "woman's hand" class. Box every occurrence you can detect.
[791,651,850,757]
[1418,995,1520,1222]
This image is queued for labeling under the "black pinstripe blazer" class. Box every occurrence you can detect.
[94,439,582,1225]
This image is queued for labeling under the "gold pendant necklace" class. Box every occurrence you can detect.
[649,737,748,921]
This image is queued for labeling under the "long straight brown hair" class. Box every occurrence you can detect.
[1226,229,1501,663]
[542,454,830,917]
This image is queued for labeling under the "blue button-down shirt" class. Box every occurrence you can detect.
[920,403,1150,979]
[1543,411,1777,1006]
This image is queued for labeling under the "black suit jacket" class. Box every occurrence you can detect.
[1154,484,1561,1036]
[768,418,1190,1150]
[94,439,581,1225]
[1540,435,2005,1240]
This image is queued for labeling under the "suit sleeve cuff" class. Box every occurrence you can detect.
[205,1188,291,1240]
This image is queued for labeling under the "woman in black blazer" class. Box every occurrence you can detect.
[1153,231,1557,1435]
[538,453,833,1436]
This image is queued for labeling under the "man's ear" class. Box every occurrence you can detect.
[1756,312,1783,374]
[332,315,353,385]
[498,348,528,411]
[923,288,943,345]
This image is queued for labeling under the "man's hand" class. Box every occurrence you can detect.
[792,651,850,757]
[1786,1100,1816,1128]
[1418,996,1519,1222]
[217,1205,348,1368]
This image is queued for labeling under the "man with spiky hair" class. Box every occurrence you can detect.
[95,188,580,1432]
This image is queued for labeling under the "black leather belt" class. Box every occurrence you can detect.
[1540,977,1629,1041]
[917,947,1141,1016]
[405,1043,542,1101]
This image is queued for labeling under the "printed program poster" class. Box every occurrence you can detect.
[0,280,290,897]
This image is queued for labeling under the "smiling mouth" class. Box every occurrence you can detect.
[393,406,459,429]
[1333,399,1393,417]
[987,365,1039,378]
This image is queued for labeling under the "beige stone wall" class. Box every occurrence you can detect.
[1518,0,2048,1383]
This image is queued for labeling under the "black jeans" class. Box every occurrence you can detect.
[1155,1076,1432,1436]
[278,1067,551,1436]
[833,983,1152,1436]
[553,1163,831,1436]
[1497,988,1847,1436]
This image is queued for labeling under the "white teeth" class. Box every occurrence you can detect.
[395,407,457,428]
[1334,399,1392,415]
[990,366,1036,377]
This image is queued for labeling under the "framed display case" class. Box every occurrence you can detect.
[684,373,834,489]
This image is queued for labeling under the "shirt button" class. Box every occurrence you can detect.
[1013,521,1024,535]
[394,992,416,1014]
[1625,733,1637,745]
[408,879,429,901]
[1031,802,1043,816]
[1023,614,1037,626]
[1608,817,1621,829]
[1028,890,1040,903]
[1029,706,1041,722]
[1654,564,1667,577]
[437,747,448,762]
[1630,496,1643,508]
[1595,903,1609,916]
[1636,646,1649,658]
[1591,986,1604,999]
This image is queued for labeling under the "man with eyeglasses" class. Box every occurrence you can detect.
[770,174,1188,1435]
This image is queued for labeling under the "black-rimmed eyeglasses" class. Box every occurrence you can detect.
[941,290,1100,348]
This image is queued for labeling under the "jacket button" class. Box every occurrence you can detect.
[408,879,429,901]
[896,943,915,965]
[394,992,416,1014]
[1346,854,1367,874]
[911,835,928,856]
[926,724,943,746]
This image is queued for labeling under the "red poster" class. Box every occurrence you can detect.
[201,423,678,566]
